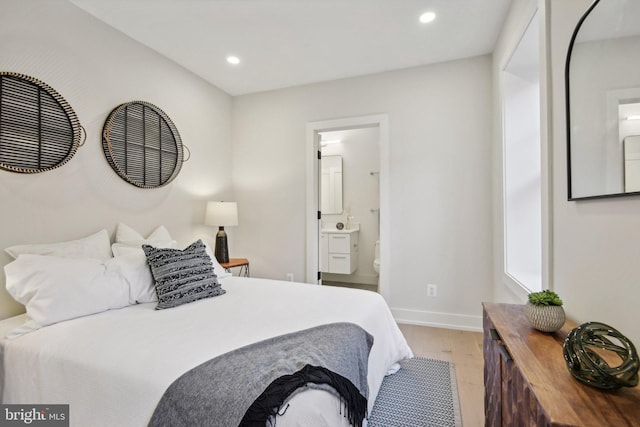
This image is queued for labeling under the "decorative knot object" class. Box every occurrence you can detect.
[563,321,639,390]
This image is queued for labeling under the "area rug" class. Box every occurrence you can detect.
[368,357,462,427]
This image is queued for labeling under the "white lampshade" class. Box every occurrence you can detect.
[205,201,238,227]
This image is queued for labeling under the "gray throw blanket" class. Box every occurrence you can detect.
[148,322,374,427]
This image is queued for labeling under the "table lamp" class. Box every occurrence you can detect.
[205,201,238,263]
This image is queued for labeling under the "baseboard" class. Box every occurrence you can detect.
[391,307,483,332]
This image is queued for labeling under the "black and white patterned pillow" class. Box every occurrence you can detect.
[142,239,226,310]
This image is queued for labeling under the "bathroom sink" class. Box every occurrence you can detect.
[321,225,359,233]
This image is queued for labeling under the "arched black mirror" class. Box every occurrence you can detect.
[566,0,640,200]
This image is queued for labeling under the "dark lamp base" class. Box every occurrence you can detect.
[215,227,229,264]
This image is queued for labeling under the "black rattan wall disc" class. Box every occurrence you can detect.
[0,72,84,173]
[102,101,184,188]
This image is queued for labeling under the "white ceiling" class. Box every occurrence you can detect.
[70,0,512,96]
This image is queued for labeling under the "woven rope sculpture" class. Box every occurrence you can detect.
[563,321,639,390]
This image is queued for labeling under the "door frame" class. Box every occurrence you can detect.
[305,114,390,302]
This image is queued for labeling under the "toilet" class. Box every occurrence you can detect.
[373,240,380,275]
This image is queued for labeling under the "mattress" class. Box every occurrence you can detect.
[1,277,412,426]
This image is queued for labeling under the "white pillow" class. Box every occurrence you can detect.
[5,229,112,262]
[111,240,177,257]
[105,253,156,304]
[4,254,130,338]
[113,240,230,279]
[115,223,172,243]
[112,224,176,257]
[204,242,232,279]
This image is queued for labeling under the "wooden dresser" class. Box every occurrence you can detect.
[483,302,640,426]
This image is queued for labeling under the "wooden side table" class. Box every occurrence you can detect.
[220,258,250,277]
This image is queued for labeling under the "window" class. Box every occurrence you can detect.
[503,11,542,292]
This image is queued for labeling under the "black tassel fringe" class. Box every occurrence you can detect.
[239,364,367,427]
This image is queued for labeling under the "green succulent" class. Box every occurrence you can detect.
[528,289,563,307]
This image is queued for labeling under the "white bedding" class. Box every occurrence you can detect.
[1,277,412,427]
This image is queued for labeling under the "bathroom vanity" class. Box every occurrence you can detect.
[320,228,359,274]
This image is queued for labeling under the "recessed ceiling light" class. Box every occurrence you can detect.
[419,11,436,24]
[226,56,240,65]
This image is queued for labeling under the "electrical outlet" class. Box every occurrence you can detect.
[427,284,437,297]
[286,273,294,282]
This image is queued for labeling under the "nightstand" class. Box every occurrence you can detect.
[220,258,250,277]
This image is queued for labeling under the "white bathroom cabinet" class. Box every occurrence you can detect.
[320,229,359,274]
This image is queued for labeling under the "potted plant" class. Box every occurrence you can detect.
[524,290,566,332]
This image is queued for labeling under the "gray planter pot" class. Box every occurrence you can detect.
[524,302,566,332]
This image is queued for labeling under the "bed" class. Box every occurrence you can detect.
[0,228,413,427]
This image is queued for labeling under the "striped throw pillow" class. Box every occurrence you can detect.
[143,240,226,310]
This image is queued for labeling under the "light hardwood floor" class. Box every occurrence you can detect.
[322,280,378,292]
[398,323,485,427]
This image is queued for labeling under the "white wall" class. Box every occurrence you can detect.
[232,56,494,330]
[321,127,380,285]
[0,0,233,318]
[550,0,640,348]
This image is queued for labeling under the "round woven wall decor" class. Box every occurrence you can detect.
[102,101,185,188]
[0,72,85,173]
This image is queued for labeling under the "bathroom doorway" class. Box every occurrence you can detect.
[319,128,379,292]
[305,114,391,301]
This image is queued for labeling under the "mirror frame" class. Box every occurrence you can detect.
[565,0,640,200]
